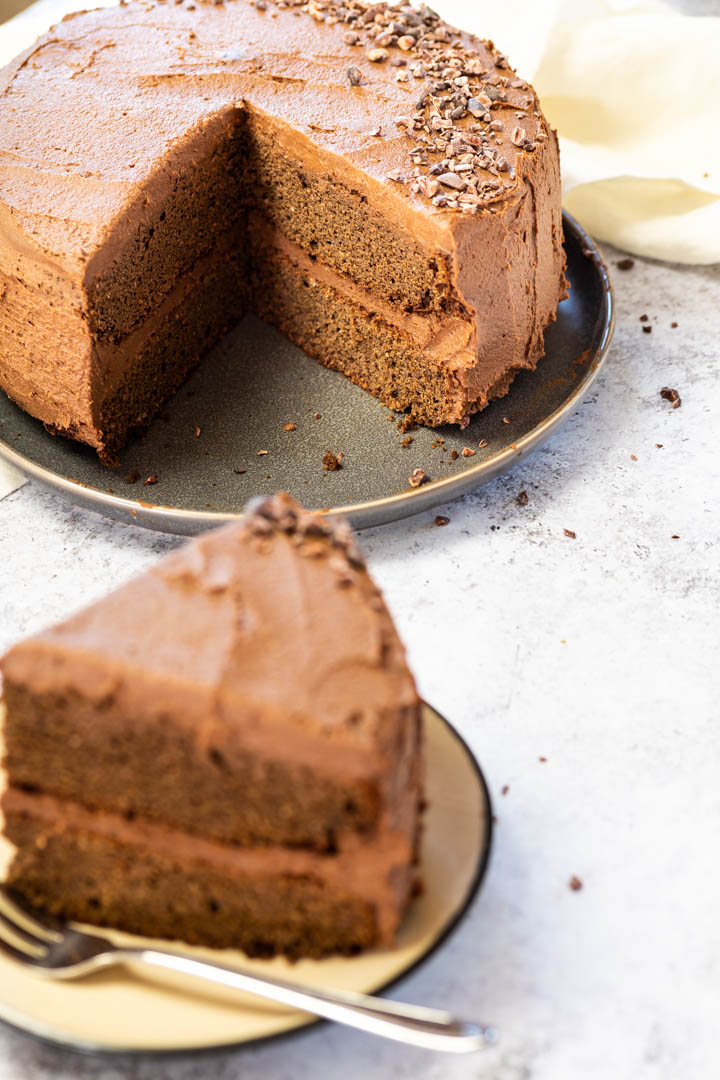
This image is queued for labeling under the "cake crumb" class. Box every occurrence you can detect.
[660,387,681,409]
[501,785,509,796]
[450,449,459,460]
[234,468,246,475]
[125,471,139,484]
[434,515,450,527]
[323,450,343,471]
[283,422,296,431]
[257,449,269,456]
[517,490,529,507]
[396,417,418,434]
[616,258,634,270]
[502,416,510,425]
[346,65,362,85]
[563,528,576,539]
[671,321,678,328]
[630,454,638,461]
[478,439,488,448]
[144,475,158,485]
[569,876,583,891]
[313,412,322,420]
[656,444,663,448]
[642,325,652,334]
[409,468,429,488]
[671,534,680,539]
[539,756,547,763]
[639,314,648,322]
[193,426,201,438]
[461,446,476,457]
[400,436,414,447]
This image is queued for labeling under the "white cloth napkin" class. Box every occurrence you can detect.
[442,0,720,264]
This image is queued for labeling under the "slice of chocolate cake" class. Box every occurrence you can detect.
[0,495,423,958]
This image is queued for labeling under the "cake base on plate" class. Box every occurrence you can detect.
[0,703,492,1055]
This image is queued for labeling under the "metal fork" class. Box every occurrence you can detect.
[0,886,496,1053]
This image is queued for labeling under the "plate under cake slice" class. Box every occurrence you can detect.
[0,0,566,456]
[0,494,423,958]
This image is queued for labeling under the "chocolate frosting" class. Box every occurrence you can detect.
[0,0,566,441]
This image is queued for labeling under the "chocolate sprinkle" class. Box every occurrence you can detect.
[660,387,681,409]
[268,0,547,214]
[409,468,429,487]
[322,450,343,470]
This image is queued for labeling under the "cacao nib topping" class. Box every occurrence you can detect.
[251,0,541,213]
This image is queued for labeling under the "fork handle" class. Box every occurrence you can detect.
[117,947,496,1053]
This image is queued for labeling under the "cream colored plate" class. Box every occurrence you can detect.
[0,704,491,1054]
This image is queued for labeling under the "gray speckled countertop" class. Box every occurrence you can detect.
[1,242,718,1079]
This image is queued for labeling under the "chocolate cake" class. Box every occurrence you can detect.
[0,495,423,957]
[0,0,566,456]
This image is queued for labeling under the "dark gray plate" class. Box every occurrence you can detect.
[0,212,613,534]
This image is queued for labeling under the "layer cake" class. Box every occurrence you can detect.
[0,0,567,456]
[0,494,423,957]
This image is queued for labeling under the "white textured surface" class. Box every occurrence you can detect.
[0,244,718,1079]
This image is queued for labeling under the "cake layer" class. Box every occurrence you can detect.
[1,498,422,852]
[97,246,248,449]
[251,216,555,425]
[89,108,247,345]
[0,0,566,450]
[0,230,249,452]
[243,105,464,318]
[3,786,416,955]
[3,683,418,851]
